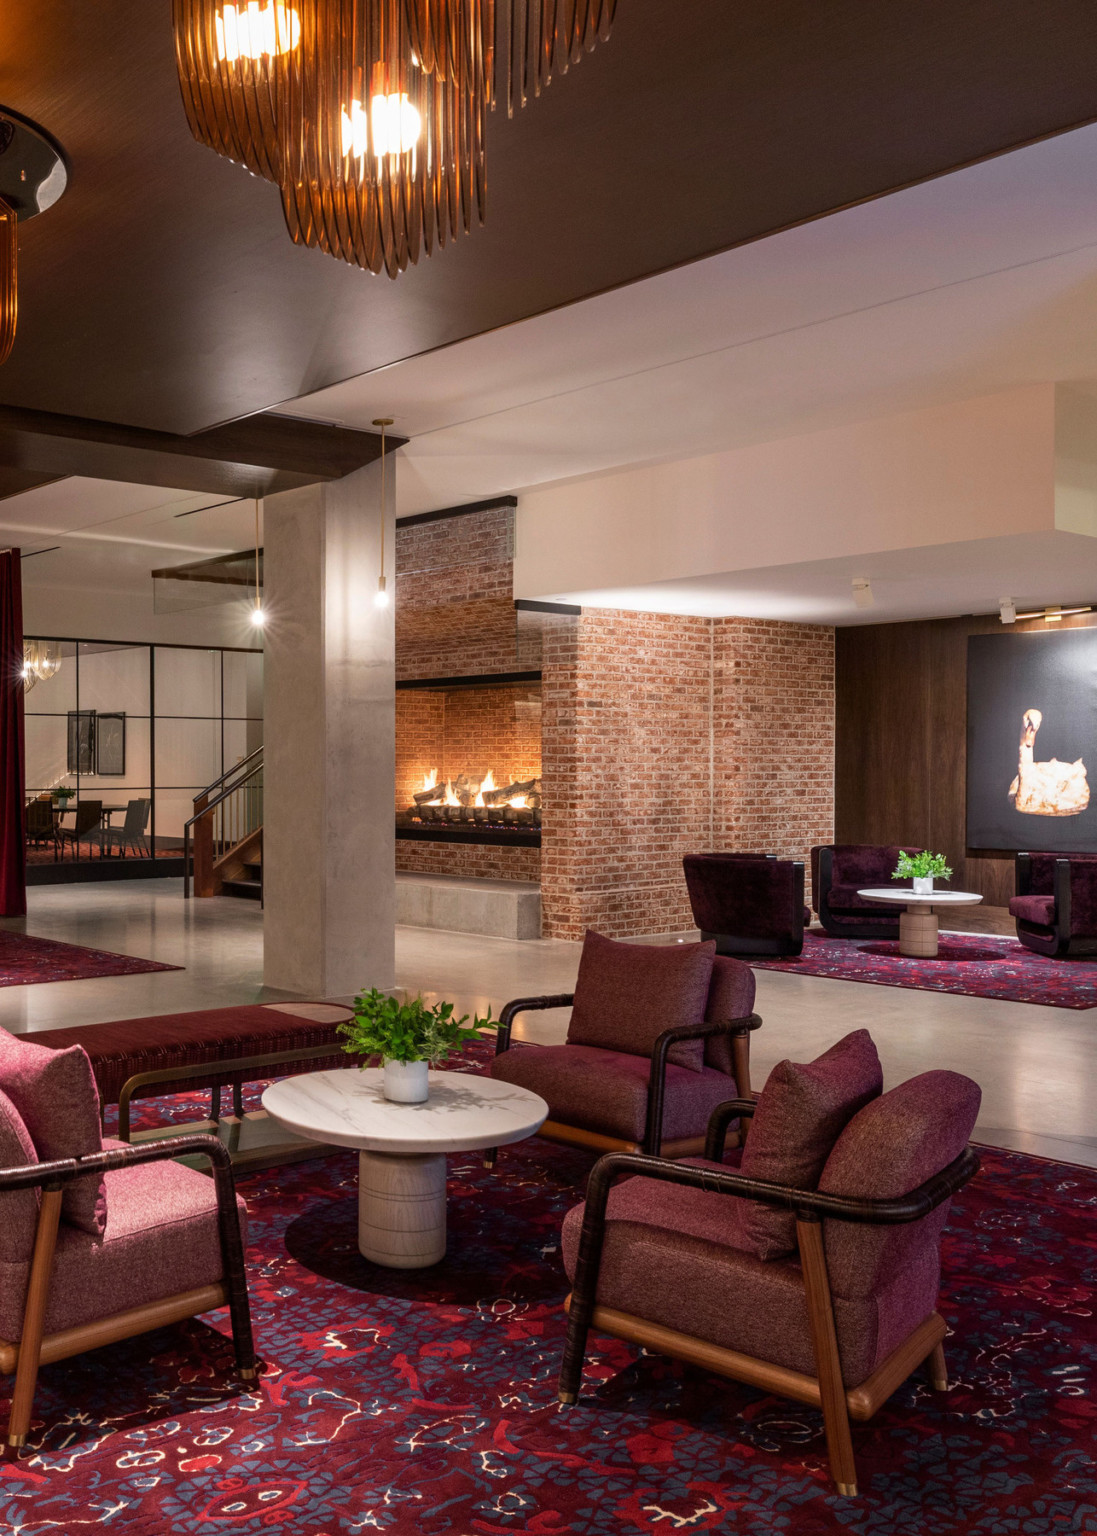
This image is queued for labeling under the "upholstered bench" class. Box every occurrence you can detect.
[31,1002,355,1162]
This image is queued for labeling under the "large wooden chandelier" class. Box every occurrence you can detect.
[174,0,617,279]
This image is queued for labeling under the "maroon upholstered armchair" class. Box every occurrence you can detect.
[812,844,924,939]
[558,1042,980,1496]
[488,931,760,1162]
[1010,852,1097,957]
[0,1031,256,1454]
[683,853,808,957]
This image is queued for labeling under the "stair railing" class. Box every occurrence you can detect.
[184,750,263,899]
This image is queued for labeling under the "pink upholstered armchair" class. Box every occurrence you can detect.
[488,931,760,1162]
[0,1031,256,1454]
[557,1034,981,1496]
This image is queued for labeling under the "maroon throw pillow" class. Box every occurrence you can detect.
[730,1029,883,1260]
[566,930,716,1072]
[0,1029,106,1236]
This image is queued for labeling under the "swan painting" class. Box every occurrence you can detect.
[1008,708,1090,817]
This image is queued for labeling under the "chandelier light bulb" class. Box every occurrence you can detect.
[341,95,421,162]
[216,1,300,63]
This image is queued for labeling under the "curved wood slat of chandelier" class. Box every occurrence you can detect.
[0,201,15,368]
[173,0,615,278]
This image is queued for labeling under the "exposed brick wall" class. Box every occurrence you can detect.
[396,841,541,881]
[712,619,835,905]
[396,507,520,681]
[540,610,712,939]
[394,508,835,926]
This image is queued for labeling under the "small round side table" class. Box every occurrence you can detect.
[855,888,984,958]
[262,1069,548,1269]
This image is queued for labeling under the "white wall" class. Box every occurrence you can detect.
[514,385,1058,599]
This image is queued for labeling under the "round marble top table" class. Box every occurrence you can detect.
[856,887,984,958]
[262,1069,548,1269]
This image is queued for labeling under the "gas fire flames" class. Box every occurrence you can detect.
[405,767,542,830]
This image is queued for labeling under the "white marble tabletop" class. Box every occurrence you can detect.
[262,1068,548,1155]
[857,887,984,907]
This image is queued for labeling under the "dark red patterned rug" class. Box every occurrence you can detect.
[753,930,1097,1008]
[5,1095,1097,1534]
[0,929,181,986]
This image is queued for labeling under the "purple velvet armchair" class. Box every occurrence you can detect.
[488,930,760,1162]
[558,1039,981,1496]
[0,1031,256,1453]
[683,853,809,957]
[812,844,924,939]
[1010,851,1097,956]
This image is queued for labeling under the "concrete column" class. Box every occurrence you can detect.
[263,460,395,996]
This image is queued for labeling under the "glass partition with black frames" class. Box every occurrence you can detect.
[24,637,263,864]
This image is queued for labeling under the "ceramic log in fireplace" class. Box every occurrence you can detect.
[395,672,542,848]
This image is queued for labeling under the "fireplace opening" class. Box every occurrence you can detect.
[396,673,542,847]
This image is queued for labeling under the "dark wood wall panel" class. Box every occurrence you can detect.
[836,610,1097,906]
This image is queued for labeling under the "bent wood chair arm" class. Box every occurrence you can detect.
[0,1134,257,1381]
[559,1144,980,1407]
[644,1015,762,1156]
[704,1096,758,1162]
[496,993,576,1054]
[116,1041,352,1141]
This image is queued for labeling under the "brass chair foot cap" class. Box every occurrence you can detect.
[558,1392,578,1406]
[836,1483,858,1497]
[6,1436,25,1449]
[238,1367,259,1381]
[932,1378,948,1392]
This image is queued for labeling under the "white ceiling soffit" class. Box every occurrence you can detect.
[1,480,259,594]
[546,531,1097,628]
[282,121,1097,517]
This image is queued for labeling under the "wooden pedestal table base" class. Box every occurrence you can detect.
[262,1068,548,1270]
[855,887,985,959]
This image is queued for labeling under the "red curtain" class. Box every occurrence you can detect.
[0,549,25,916]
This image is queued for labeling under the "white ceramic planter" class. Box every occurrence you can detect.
[383,1058,430,1104]
[912,876,934,896]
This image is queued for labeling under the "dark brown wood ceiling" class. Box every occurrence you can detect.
[2,0,1097,438]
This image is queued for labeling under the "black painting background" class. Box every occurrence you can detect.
[967,629,1097,852]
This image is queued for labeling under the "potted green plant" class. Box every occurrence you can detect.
[52,785,73,808]
[338,989,497,1104]
[893,850,952,896]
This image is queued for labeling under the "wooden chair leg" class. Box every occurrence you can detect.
[926,1340,948,1392]
[7,1187,63,1453]
[232,1083,244,1118]
[797,1217,858,1496]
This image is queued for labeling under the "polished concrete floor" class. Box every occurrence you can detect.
[2,879,1094,1168]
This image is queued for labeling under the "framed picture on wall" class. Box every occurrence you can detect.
[66,711,95,775]
[966,629,1097,851]
[96,713,126,775]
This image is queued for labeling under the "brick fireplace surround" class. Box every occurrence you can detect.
[396,505,834,940]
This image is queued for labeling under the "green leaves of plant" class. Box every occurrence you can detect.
[338,988,498,1068]
[892,850,953,881]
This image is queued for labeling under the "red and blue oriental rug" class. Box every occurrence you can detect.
[754,930,1097,1008]
[0,929,181,988]
[2,1091,1096,1534]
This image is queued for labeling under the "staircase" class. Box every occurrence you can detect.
[221,846,263,901]
[184,749,263,900]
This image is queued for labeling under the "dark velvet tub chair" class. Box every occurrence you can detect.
[811,844,924,940]
[488,930,761,1162]
[557,1029,981,1497]
[683,852,809,956]
[1010,851,1097,957]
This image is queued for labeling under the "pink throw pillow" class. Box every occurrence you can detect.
[730,1030,883,1260]
[566,930,716,1072]
[0,1029,105,1236]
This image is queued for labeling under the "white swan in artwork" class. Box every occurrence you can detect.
[1008,708,1090,816]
